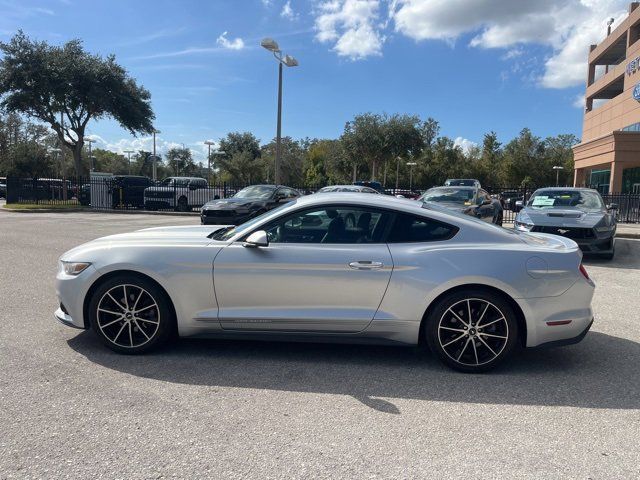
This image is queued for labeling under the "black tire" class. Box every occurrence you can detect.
[176,196,189,212]
[88,274,175,354]
[424,289,519,373]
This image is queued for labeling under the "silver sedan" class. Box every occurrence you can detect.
[55,193,595,372]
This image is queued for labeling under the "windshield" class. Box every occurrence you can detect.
[420,187,476,205]
[445,179,476,186]
[234,185,275,199]
[210,201,295,241]
[527,189,604,211]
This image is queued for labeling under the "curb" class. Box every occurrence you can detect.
[1,206,199,216]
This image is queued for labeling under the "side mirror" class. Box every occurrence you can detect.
[274,193,286,202]
[607,203,618,211]
[243,230,269,248]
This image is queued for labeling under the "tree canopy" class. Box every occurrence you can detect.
[0,31,154,176]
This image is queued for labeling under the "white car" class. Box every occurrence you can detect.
[55,193,595,372]
[144,177,216,212]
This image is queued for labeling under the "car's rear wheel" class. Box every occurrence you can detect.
[425,289,519,373]
[88,275,175,354]
[176,196,189,212]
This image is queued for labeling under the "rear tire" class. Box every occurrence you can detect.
[176,196,189,212]
[88,274,175,354]
[424,289,519,373]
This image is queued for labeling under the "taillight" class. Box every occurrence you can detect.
[579,263,590,280]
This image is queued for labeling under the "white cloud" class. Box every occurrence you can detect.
[390,0,629,89]
[454,136,477,153]
[315,0,384,60]
[216,31,245,50]
[86,135,220,163]
[261,0,272,6]
[281,1,297,20]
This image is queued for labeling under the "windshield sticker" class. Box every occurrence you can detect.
[532,196,555,206]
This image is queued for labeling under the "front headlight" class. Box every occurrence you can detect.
[515,221,534,231]
[61,261,91,276]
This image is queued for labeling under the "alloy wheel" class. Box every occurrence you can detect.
[96,284,161,348]
[437,298,509,367]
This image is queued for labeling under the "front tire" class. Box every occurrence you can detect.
[175,196,189,212]
[425,289,519,373]
[88,275,175,354]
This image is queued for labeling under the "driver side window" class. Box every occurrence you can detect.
[261,206,390,244]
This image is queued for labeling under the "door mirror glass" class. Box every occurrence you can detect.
[607,203,618,210]
[243,230,269,248]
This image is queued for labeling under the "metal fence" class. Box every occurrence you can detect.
[5,176,639,223]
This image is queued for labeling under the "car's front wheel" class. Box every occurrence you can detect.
[425,290,519,373]
[88,275,175,354]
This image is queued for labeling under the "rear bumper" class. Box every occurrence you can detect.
[532,318,593,348]
[516,278,595,348]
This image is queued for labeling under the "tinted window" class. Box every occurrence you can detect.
[387,213,458,243]
[261,206,391,244]
[527,189,604,211]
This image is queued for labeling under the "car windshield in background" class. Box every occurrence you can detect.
[420,187,475,205]
[527,190,604,211]
[445,179,476,186]
[233,185,275,199]
[210,201,294,241]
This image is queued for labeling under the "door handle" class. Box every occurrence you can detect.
[349,261,383,270]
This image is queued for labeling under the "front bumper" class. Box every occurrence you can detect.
[54,307,84,329]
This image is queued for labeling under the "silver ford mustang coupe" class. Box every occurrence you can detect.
[55,193,595,372]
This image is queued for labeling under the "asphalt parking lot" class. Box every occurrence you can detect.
[1,210,639,479]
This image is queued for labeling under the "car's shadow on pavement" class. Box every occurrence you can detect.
[67,330,640,413]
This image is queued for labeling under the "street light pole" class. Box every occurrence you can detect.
[204,140,215,182]
[85,137,95,172]
[553,165,564,187]
[261,37,298,185]
[152,130,160,181]
[124,150,134,175]
[406,162,417,190]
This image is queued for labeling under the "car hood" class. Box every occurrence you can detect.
[520,208,605,228]
[425,201,470,211]
[60,225,230,262]
[203,197,265,209]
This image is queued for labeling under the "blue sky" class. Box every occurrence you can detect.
[0,0,630,161]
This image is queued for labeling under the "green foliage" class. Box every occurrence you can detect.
[165,147,197,177]
[0,31,155,176]
[217,132,263,183]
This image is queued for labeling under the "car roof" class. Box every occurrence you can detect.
[532,187,599,193]
[428,185,478,191]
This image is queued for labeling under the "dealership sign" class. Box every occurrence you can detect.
[627,57,640,75]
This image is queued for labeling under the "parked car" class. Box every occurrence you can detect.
[353,181,385,193]
[55,192,595,373]
[108,175,153,209]
[0,178,6,198]
[317,185,380,194]
[499,190,524,211]
[78,183,91,206]
[144,177,213,212]
[444,178,481,187]
[389,189,422,200]
[514,187,617,259]
[419,186,503,225]
[200,185,300,225]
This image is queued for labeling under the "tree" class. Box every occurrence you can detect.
[340,113,385,181]
[217,132,263,183]
[91,148,128,175]
[261,137,304,185]
[165,147,196,176]
[0,31,155,177]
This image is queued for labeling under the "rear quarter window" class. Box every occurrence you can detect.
[387,213,458,243]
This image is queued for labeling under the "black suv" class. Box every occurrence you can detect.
[108,175,153,209]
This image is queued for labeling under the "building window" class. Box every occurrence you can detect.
[620,122,640,132]
[589,169,611,194]
[622,167,640,193]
